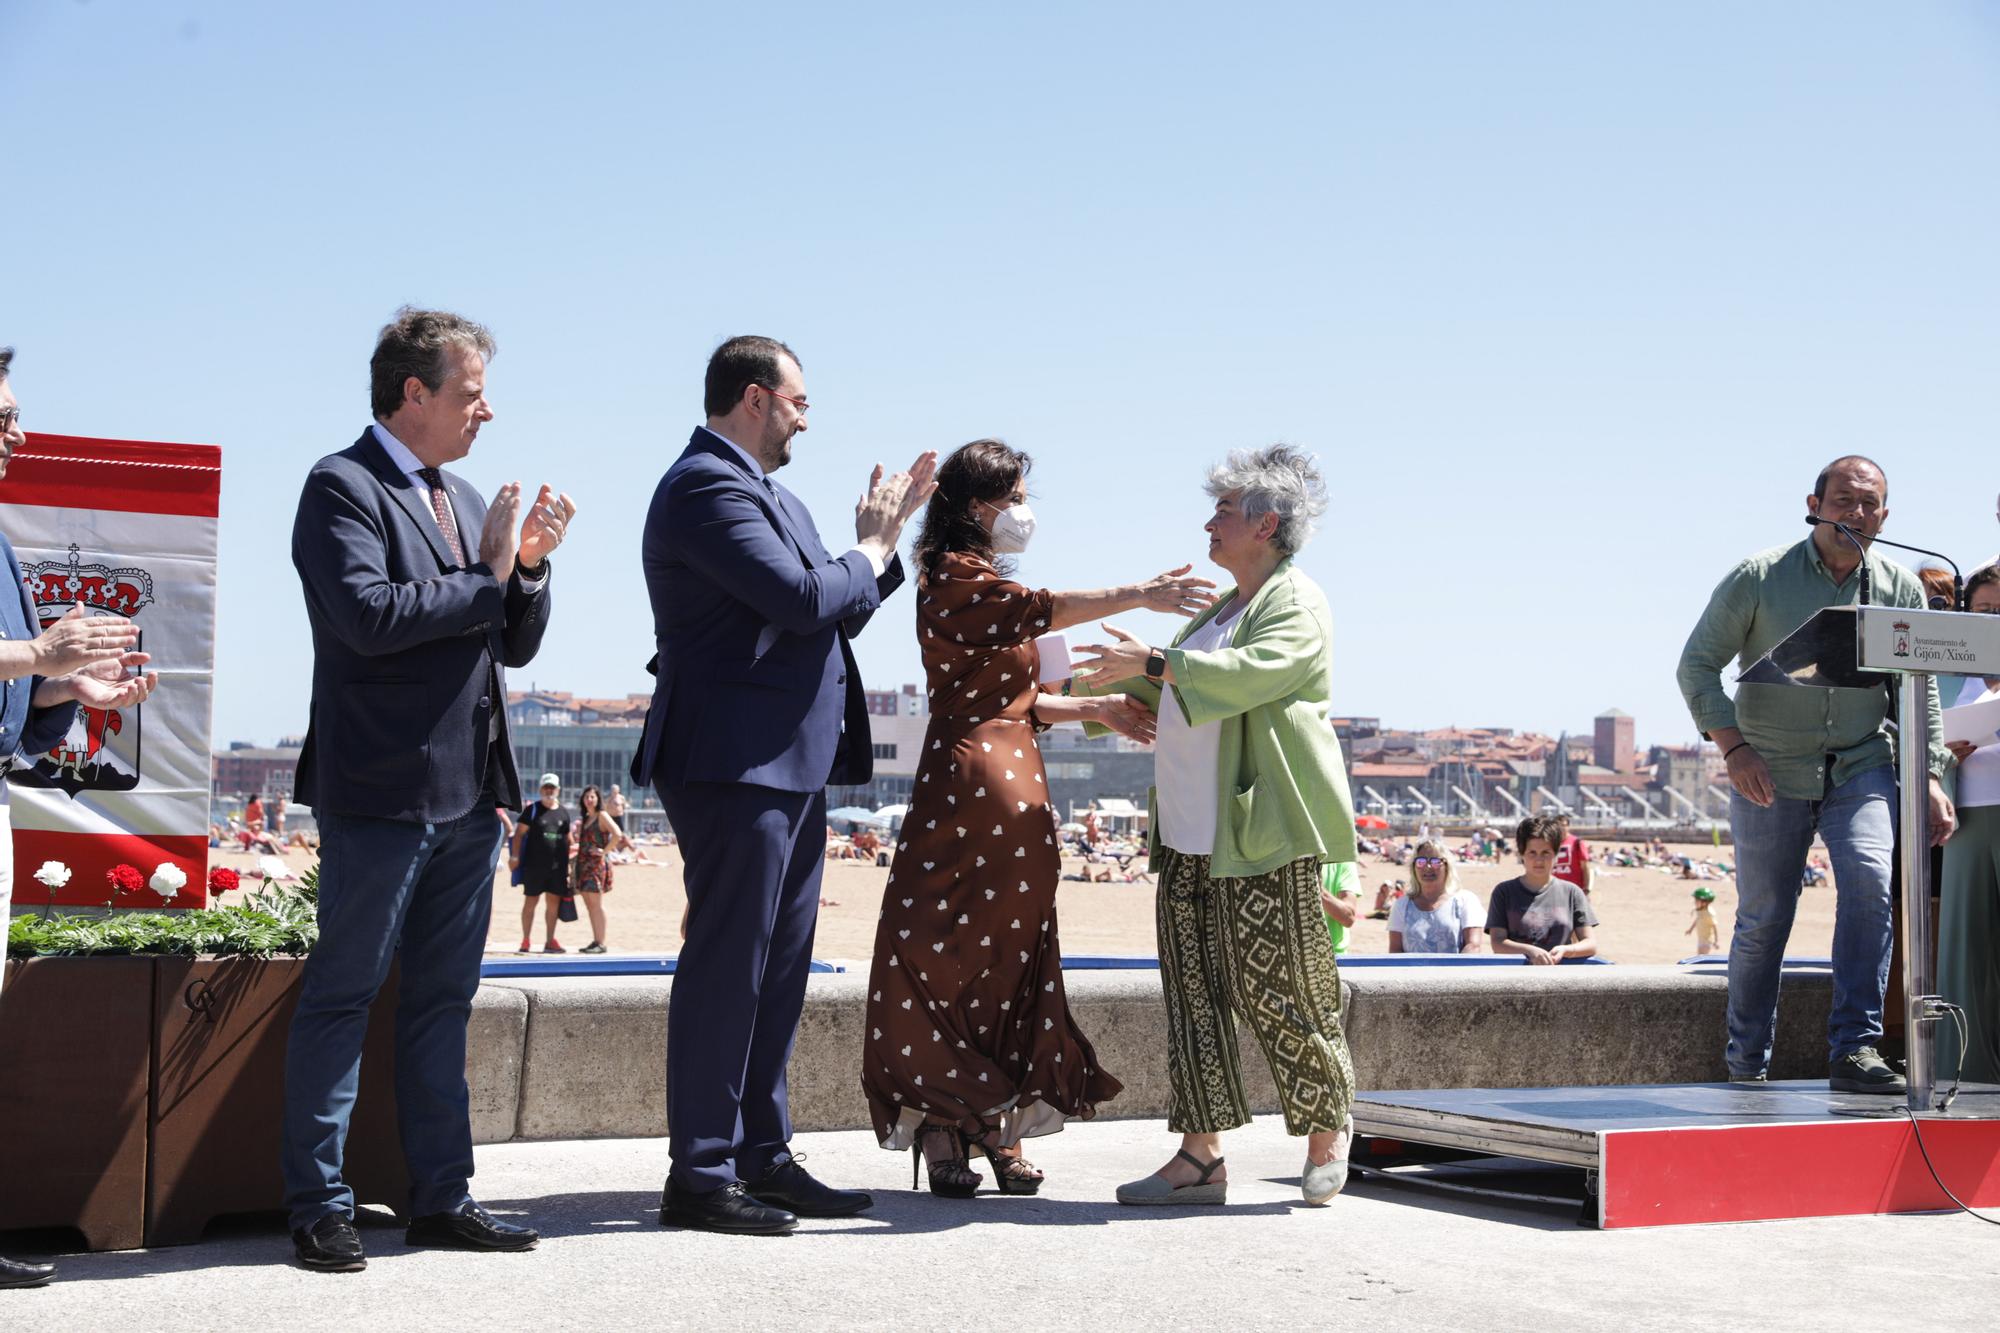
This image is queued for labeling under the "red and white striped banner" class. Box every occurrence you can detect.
[0,433,220,910]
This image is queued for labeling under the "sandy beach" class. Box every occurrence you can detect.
[218,837,1829,968]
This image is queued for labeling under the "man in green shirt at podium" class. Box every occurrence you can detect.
[1676,455,1953,1093]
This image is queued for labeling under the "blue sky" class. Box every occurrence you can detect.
[6,1,1999,753]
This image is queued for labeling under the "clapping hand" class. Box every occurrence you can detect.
[32,606,141,677]
[38,651,158,710]
[855,452,940,552]
[479,482,524,581]
[1138,565,1217,618]
[1096,693,1157,745]
[1071,624,1152,682]
[518,484,577,570]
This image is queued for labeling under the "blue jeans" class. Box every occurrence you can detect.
[281,807,504,1228]
[1727,764,1896,1076]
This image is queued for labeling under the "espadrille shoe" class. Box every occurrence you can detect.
[1301,1126,1352,1205]
[1115,1149,1227,1206]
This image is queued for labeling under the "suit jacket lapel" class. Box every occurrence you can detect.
[689,428,813,569]
[764,483,820,568]
[358,429,457,572]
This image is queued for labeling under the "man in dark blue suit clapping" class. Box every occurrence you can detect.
[635,336,933,1234]
[283,309,576,1271]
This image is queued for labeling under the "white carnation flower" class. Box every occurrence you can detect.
[33,861,72,889]
[150,861,190,898]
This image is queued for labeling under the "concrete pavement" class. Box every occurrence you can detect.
[8,1115,1998,1331]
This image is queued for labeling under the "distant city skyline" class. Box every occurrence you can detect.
[210,687,1693,758]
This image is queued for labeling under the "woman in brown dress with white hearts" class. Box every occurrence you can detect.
[862,438,1216,1196]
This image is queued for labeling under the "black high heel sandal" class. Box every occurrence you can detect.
[964,1134,1045,1196]
[911,1123,981,1198]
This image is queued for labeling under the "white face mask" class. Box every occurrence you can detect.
[986,501,1037,554]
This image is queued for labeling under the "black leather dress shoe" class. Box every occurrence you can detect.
[405,1202,539,1252]
[748,1156,874,1218]
[659,1180,798,1234]
[292,1215,367,1272]
[0,1255,56,1289]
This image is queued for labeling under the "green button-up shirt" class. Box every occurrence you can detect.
[1676,537,1946,801]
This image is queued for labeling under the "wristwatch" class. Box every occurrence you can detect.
[1144,649,1167,681]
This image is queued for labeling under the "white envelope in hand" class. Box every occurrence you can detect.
[1035,633,1071,684]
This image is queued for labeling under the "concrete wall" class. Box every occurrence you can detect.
[467,964,1834,1144]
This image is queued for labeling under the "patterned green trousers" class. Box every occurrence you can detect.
[1156,848,1355,1135]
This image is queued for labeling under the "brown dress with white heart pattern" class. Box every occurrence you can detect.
[861,552,1122,1151]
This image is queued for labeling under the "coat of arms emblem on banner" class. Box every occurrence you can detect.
[17,542,155,796]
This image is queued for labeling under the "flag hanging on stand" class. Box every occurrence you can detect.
[0,432,220,911]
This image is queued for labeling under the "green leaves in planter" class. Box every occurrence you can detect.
[8,864,321,959]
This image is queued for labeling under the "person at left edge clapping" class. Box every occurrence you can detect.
[0,347,159,1290]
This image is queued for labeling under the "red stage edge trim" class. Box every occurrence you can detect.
[14,830,212,910]
[1599,1118,2000,1227]
[0,433,221,519]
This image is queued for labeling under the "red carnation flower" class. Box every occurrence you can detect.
[208,867,241,894]
[106,863,146,895]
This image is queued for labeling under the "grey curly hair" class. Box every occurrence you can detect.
[1202,444,1328,556]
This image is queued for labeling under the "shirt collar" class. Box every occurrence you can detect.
[697,425,768,483]
[370,422,429,477]
[1802,532,1879,588]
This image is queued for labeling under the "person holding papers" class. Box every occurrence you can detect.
[861,437,1213,1196]
[1940,563,2000,1084]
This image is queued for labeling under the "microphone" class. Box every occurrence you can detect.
[1804,515,1963,610]
[1804,515,1871,606]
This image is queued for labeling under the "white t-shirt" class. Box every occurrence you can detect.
[1389,889,1484,954]
[1154,603,1246,856]
[1951,676,2000,809]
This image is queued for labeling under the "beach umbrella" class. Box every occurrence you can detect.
[873,804,910,828]
[827,806,888,827]
[1355,815,1391,831]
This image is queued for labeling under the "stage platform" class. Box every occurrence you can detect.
[1350,1080,2000,1228]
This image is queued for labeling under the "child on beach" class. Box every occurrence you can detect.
[1486,814,1598,965]
[1685,887,1721,955]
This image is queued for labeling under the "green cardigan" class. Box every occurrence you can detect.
[1082,558,1357,879]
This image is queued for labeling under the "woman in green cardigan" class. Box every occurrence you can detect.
[1073,444,1358,1208]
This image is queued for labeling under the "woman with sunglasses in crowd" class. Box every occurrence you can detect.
[1388,840,1485,955]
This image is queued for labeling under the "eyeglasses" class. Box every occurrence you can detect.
[1413,856,1446,868]
[0,407,18,433]
[757,385,810,415]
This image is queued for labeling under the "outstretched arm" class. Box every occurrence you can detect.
[1048,565,1216,631]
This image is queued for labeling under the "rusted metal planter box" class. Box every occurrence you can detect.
[0,957,154,1251]
[145,956,408,1246]
[0,955,408,1251]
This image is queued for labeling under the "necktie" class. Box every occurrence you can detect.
[416,467,466,567]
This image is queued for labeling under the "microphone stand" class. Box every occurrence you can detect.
[1804,515,1965,609]
[1866,536,1963,611]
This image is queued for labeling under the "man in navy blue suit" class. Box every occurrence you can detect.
[283,309,576,1272]
[636,336,934,1234]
